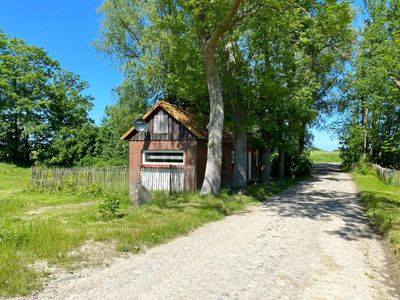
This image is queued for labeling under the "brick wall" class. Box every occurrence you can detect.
[196,141,207,189]
[222,142,234,186]
[129,139,257,191]
[196,140,234,188]
[129,140,198,191]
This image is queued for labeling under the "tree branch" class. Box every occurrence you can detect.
[390,77,400,89]
[232,1,263,25]
[286,0,312,20]
[111,0,146,57]
[205,0,244,53]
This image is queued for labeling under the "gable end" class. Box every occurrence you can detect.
[129,107,197,141]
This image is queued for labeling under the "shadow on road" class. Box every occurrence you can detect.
[261,163,377,242]
[260,162,400,297]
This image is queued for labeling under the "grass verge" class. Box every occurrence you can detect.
[352,165,400,260]
[310,150,342,163]
[0,163,302,297]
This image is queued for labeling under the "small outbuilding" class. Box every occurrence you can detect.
[121,100,260,191]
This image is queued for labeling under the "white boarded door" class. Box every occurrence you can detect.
[141,167,184,192]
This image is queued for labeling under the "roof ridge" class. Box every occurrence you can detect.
[121,100,233,141]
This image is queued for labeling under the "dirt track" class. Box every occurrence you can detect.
[26,163,399,299]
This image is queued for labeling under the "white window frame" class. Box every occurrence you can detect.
[154,114,169,134]
[256,150,259,167]
[142,150,185,165]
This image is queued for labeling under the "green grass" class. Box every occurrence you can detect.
[310,150,342,163]
[352,166,400,260]
[0,163,302,297]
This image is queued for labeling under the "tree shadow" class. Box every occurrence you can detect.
[259,163,379,242]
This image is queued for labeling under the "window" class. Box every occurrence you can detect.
[143,150,184,165]
[154,115,168,134]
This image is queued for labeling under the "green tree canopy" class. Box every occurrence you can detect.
[0,30,95,166]
[339,0,400,168]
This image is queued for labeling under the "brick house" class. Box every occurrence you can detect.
[121,100,260,191]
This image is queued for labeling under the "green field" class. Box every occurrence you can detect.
[310,150,342,163]
[0,163,301,297]
[352,166,400,259]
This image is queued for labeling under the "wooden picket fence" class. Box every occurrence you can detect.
[372,164,400,186]
[31,166,129,193]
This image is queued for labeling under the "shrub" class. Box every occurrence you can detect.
[98,194,120,219]
[354,162,374,175]
[84,184,102,196]
[271,151,312,177]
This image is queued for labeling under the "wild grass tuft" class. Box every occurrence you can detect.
[310,150,342,163]
[352,166,400,259]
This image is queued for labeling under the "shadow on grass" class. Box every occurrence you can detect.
[360,192,400,233]
[150,192,240,216]
[148,176,307,217]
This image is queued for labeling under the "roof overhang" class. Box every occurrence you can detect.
[121,100,234,141]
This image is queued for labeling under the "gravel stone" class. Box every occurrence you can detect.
[24,163,400,300]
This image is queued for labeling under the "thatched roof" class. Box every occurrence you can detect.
[121,100,233,140]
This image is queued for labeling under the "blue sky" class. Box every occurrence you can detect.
[1,0,364,151]
[0,0,122,124]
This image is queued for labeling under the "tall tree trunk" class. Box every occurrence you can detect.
[12,111,19,162]
[261,146,272,185]
[199,0,243,196]
[278,149,285,178]
[361,97,368,159]
[225,39,247,188]
[232,129,247,187]
[200,50,224,196]
[298,122,306,154]
[12,78,20,163]
[23,131,30,164]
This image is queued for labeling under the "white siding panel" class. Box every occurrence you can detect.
[141,167,184,191]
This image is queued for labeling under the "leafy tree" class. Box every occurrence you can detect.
[97,0,255,194]
[94,77,148,166]
[339,0,400,168]
[244,0,353,180]
[0,30,94,166]
[96,0,353,191]
[187,0,245,195]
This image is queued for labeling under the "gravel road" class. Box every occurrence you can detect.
[26,163,399,299]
